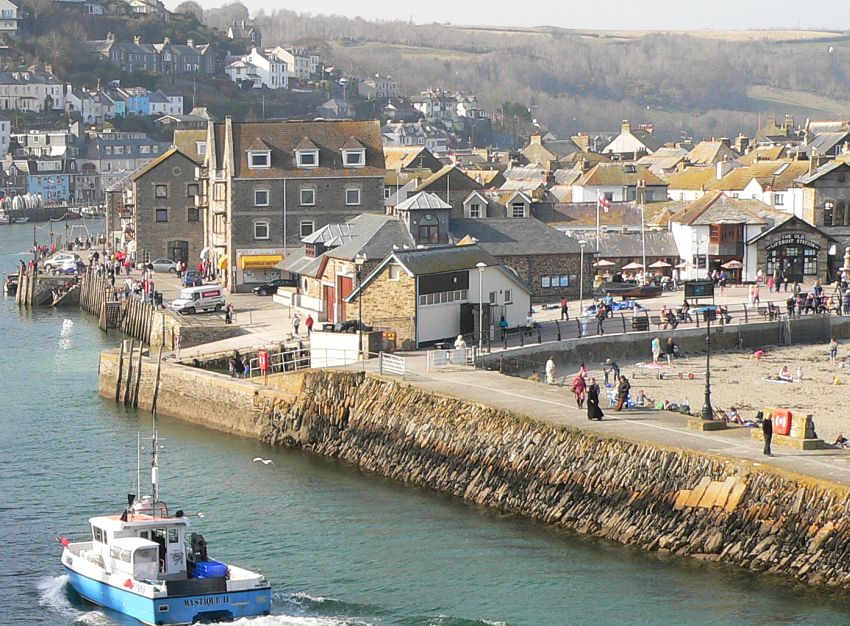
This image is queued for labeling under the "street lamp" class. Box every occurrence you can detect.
[578,239,588,313]
[354,252,365,365]
[476,262,486,352]
[701,310,713,420]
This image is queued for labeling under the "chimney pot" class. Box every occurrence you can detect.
[621,119,631,134]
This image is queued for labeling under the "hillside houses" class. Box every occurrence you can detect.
[86,34,215,75]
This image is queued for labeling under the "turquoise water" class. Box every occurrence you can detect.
[3,222,850,625]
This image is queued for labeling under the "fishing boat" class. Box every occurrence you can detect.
[12,216,29,223]
[59,362,272,625]
[0,212,9,224]
[600,281,662,299]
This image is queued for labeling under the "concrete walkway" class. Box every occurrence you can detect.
[403,359,850,489]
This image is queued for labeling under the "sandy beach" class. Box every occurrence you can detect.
[579,340,850,444]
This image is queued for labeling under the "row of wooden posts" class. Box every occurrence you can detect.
[114,340,163,409]
[79,268,155,345]
[15,266,38,306]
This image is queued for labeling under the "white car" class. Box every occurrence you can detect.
[151,258,178,273]
[44,253,81,271]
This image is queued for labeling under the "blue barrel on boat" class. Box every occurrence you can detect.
[192,559,228,578]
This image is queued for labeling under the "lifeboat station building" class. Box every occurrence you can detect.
[748,215,835,285]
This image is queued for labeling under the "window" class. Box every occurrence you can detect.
[247,150,270,169]
[254,189,269,207]
[345,188,361,206]
[469,202,482,218]
[488,291,497,304]
[155,184,167,199]
[836,201,848,227]
[296,150,318,168]
[823,201,834,226]
[342,149,365,167]
[155,209,168,222]
[803,248,818,275]
[511,202,526,218]
[300,187,315,206]
[418,225,439,244]
[213,182,226,201]
[187,208,199,222]
[92,527,104,543]
[418,289,468,306]
[187,183,199,197]
[139,145,150,154]
[504,289,513,304]
[775,193,784,206]
[254,220,269,239]
[152,146,159,154]
[299,220,314,237]
[709,224,720,244]
[104,146,113,155]
[196,141,207,155]
[114,146,124,155]
[388,264,400,280]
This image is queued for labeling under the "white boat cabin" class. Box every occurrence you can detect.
[88,510,191,581]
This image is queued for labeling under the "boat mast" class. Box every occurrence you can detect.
[150,346,164,515]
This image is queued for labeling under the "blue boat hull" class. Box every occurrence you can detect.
[64,567,272,626]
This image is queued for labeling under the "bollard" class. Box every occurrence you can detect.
[555,320,561,342]
[537,327,542,344]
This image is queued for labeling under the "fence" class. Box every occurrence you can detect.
[245,347,405,379]
[379,352,406,377]
[79,267,156,344]
[427,347,478,372]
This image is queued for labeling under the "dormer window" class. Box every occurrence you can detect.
[296,150,318,168]
[511,201,527,218]
[468,202,482,219]
[342,149,365,168]
[248,150,270,169]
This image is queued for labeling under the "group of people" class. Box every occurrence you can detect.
[544,356,634,419]
[227,351,251,378]
[291,312,314,337]
[650,336,677,366]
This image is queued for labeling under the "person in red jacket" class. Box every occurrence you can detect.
[305,314,314,335]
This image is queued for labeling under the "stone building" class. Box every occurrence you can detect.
[131,148,203,265]
[449,217,589,302]
[201,117,386,292]
[345,244,531,349]
[797,159,850,266]
[748,216,834,285]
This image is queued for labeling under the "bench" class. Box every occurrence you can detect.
[650,315,663,330]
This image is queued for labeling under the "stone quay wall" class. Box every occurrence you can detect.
[99,356,850,588]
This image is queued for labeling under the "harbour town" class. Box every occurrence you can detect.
[8,1,850,624]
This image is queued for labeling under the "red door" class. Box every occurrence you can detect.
[337,276,353,322]
[323,285,336,323]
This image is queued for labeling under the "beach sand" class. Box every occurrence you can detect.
[592,341,849,443]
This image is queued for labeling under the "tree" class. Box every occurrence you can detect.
[174,1,203,22]
[21,0,56,38]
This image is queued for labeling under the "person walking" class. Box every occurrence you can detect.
[665,337,675,366]
[545,356,557,385]
[571,373,586,409]
[651,336,661,364]
[560,297,569,321]
[586,378,604,421]
[829,338,839,366]
[305,314,314,335]
[595,304,606,335]
[762,413,773,456]
[225,303,234,324]
[291,312,301,336]
[614,375,631,411]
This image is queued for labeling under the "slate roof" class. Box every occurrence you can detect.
[396,191,452,211]
[130,147,179,181]
[172,129,207,163]
[414,165,482,193]
[671,191,770,226]
[222,120,385,178]
[686,141,739,166]
[804,132,850,157]
[449,218,584,256]
[576,163,667,187]
[739,146,789,164]
[594,231,680,259]
[383,146,441,172]
[796,159,850,185]
[637,147,688,176]
[521,136,581,164]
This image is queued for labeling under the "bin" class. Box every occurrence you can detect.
[631,317,648,331]
[774,409,792,436]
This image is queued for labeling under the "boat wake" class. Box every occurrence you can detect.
[37,575,110,625]
[232,616,371,626]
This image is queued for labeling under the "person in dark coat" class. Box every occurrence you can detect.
[586,377,604,421]
[614,375,631,411]
[762,414,773,456]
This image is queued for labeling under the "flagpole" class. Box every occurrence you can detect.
[595,196,600,252]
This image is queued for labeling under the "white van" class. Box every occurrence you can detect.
[170,286,226,314]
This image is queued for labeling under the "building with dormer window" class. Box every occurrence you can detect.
[201,118,386,292]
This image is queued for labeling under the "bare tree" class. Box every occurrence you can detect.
[174,1,203,22]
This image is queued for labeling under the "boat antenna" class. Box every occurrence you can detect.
[150,346,164,514]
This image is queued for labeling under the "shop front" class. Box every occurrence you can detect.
[750,217,833,285]
[236,248,284,291]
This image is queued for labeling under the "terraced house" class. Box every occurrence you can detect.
[201,118,386,292]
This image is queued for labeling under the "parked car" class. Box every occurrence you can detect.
[252,277,297,296]
[182,269,203,287]
[171,286,226,314]
[44,253,81,272]
[151,258,178,273]
[56,259,87,275]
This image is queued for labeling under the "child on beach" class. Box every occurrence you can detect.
[830,338,839,366]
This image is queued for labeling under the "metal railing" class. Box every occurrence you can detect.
[378,352,406,377]
[427,347,478,372]
[245,347,406,378]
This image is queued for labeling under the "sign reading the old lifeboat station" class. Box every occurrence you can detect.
[765,233,821,251]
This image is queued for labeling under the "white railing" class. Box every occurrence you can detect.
[379,352,406,377]
[426,347,477,372]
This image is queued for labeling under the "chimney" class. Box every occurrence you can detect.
[621,119,631,134]
[734,133,749,154]
[809,148,819,176]
[133,35,141,45]
[571,133,590,152]
[784,114,795,131]
[529,132,542,145]
[716,160,736,180]
[186,38,194,48]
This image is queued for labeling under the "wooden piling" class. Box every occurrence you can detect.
[133,342,144,409]
[123,340,135,406]
[115,339,126,402]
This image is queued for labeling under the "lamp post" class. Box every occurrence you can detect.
[701,311,713,420]
[639,203,647,285]
[578,239,588,313]
[354,252,365,365]
[476,262,486,352]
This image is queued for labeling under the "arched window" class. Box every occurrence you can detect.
[824,201,834,226]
